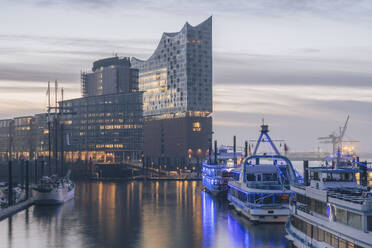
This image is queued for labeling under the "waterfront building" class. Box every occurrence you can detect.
[61,92,143,163]
[12,116,35,160]
[0,119,12,160]
[34,113,50,158]
[81,57,139,97]
[131,17,213,170]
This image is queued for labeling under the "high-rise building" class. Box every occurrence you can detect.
[62,92,143,163]
[131,17,213,170]
[81,56,139,97]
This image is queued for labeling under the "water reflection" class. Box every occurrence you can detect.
[201,191,287,248]
[0,181,286,248]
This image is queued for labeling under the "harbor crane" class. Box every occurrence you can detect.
[318,115,358,154]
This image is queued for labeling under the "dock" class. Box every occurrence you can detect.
[0,198,34,221]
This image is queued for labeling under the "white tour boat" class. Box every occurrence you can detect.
[228,123,298,223]
[286,153,372,248]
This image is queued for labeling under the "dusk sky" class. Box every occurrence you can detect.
[1,0,372,152]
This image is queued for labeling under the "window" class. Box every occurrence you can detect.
[367,216,372,232]
[325,231,331,245]
[246,174,255,181]
[339,238,347,248]
[335,207,347,225]
[263,173,277,181]
[348,212,362,230]
[332,235,339,248]
[192,122,201,132]
[318,228,324,242]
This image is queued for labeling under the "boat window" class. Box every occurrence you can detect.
[246,174,255,181]
[263,194,273,204]
[335,207,347,225]
[367,215,372,232]
[257,174,261,181]
[262,173,277,181]
[331,235,339,248]
[317,228,324,242]
[248,193,254,203]
[347,211,362,230]
[238,191,247,202]
[324,231,331,245]
[339,238,347,248]
[310,172,319,180]
[312,225,318,240]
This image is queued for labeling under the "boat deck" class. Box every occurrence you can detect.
[327,187,371,205]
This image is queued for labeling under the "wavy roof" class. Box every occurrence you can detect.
[132,16,212,64]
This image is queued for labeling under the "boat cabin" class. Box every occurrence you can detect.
[308,167,359,190]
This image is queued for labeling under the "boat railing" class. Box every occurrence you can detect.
[297,203,311,215]
[246,182,284,190]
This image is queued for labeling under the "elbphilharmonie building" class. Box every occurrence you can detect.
[131,17,213,169]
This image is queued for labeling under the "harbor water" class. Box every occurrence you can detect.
[0,181,287,248]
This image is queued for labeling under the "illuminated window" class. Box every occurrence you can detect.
[192,122,201,132]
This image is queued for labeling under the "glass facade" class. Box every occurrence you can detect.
[62,92,143,163]
[131,17,212,118]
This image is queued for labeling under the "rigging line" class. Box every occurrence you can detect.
[263,140,286,184]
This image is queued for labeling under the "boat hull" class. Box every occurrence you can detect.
[228,194,289,223]
[32,187,75,205]
[204,187,226,197]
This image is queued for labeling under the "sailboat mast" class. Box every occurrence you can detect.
[47,81,51,175]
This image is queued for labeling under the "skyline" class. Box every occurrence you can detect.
[1,1,372,152]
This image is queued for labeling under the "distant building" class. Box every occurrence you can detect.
[34,113,50,158]
[0,119,12,160]
[81,57,139,97]
[131,17,213,170]
[13,116,35,160]
[62,92,143,163]
[0,56,143,164]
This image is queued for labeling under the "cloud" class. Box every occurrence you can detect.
[9,0,372,22]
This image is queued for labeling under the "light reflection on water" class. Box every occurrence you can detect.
[0,181,286,248]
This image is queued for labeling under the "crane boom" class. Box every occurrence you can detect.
[339,115,349,142]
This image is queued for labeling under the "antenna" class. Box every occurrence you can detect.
[47,81,51,114]
[54,80,58,114]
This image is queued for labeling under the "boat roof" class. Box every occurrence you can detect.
[307,167,360,173]
[246,164,282,173]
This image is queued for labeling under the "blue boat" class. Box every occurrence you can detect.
[228,123,299,223]
[202,161,240,196]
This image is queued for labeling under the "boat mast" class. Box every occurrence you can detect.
[54,80,58,175]
[252,119,281,156]
[47,81,52,175]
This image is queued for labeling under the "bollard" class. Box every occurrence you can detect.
[208,143,212,165]
[233,135,236,165]
[8,160,13,206]
[244,141,248,158]
[359,161,368,186]
[256,157,260,165]
[34,159,38,184]
[303,160,309,186]
[25,160,29,199]
[214,140,217,164]
[41,160,44,177]
[20,159,24,188]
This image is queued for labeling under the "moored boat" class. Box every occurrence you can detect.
[228,123,298,223]
[286,152,372,248]
[202,160,239,196]
[32,172,75,205]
